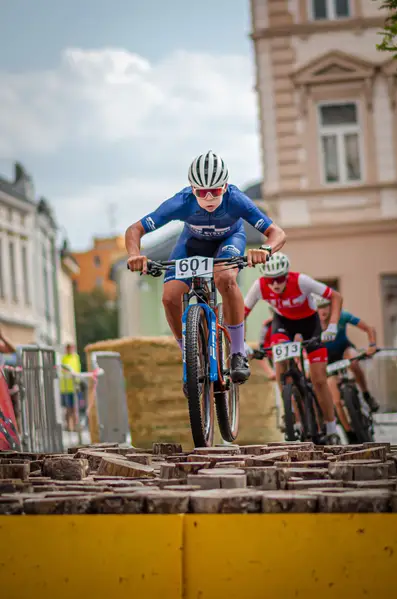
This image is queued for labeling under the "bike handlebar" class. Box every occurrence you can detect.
[127,256,249,276]
[252,336,320,360]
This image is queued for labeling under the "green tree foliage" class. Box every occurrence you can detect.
[74,287,118,369]
[377,0,397,56]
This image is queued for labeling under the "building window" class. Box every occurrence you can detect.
[21,245,30,305]
[9,240,18,302]
[94,255,101,267]
[318,102,362,185]
[310,0,350,20]
[319,278,340,292]
[96,276,104,288]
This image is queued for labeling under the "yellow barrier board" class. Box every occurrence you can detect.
[0,515,183,599]
[184,514,397,599]
[1,514,397,599]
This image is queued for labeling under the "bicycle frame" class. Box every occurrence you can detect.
[181,276,218,384]
[130,256,245,388]
[276,342,324,439]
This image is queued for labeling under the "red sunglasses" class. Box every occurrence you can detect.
[193,187,225,199]
[267,275,287,284]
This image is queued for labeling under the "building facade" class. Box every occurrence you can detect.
[71,235,126,299]
[0,165,36,345]
[0,163,79,348]
[250,0,397,347]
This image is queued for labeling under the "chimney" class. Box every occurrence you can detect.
[14,162,35,201]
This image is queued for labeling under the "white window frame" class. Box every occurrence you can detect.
[309,0,351,21]
[317,100,364,186]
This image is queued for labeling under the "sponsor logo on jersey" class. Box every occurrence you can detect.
[145,217,156,231]
[187,224,231,237]
[221,244,241,256]
[254,218,265,231]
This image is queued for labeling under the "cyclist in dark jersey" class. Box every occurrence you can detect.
[316,295,379,412]
[125,151,286,383]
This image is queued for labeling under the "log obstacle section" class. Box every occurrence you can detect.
[1,441,397,598]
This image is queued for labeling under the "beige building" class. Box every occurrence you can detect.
[250,0,397,348]
[0,163,79,348]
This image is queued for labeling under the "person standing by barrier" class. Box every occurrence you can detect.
[60,343,81,432]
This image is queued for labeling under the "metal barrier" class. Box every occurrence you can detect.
[91,351,129,443]
[10,345,122,452]
[16,345,64,453]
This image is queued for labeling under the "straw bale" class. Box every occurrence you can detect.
[85,336,282,448]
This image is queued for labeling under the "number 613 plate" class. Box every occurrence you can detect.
[272,342,301,363]
[175,256,214,279]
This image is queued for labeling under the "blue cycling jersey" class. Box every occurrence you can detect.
[140,184,273,241]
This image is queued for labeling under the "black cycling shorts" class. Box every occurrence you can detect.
[271,312,325,357]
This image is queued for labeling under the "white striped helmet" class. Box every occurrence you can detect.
[260,252,290,277]
[188,150,229,189]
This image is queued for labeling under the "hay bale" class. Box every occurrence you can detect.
[85,336,282,448]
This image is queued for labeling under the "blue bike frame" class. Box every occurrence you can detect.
[181,303,218,384]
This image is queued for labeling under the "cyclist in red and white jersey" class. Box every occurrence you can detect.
[244,252,343,444]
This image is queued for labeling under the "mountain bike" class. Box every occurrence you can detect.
[132,255,248,447]
[326,352,375,443]
[253,337,325,443]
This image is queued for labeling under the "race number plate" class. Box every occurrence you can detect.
[272,342,301,363]
[175,256,214,279]
[326,359,350,375]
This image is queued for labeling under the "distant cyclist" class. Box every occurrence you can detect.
[244,252,343,444]
[316,296,379,412]
[125,150,286,384]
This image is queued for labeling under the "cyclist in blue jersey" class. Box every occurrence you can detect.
[316,296,379,412]
[125,150,286,383]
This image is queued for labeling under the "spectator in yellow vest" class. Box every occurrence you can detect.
[60,343,81,431]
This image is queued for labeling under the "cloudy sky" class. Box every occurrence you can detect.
[0,0,261,249]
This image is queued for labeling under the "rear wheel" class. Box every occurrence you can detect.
[214,304,240,442]
[185,305,214,447]
[341,383,371,443]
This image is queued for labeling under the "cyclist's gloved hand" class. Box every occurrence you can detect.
[321,323,337,343]
[366,344,377,357]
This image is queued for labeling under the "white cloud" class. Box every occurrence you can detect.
[0,47,262,248]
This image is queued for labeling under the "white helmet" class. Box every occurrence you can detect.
[261,252,290,277]
[188,150,229,189]
[314,294,331,308]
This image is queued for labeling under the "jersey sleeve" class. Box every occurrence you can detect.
[230,188,273,234]
[298,274,333,298]
[140,192,188,233]
[244,279,262,316]
[342,311,360,326]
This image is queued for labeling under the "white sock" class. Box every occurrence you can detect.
[326,420,337,435]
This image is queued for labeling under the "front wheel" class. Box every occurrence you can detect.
[281,383,300,442]
[214,304,240,442]
[185,304,214,447]
[341,384,372,443]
